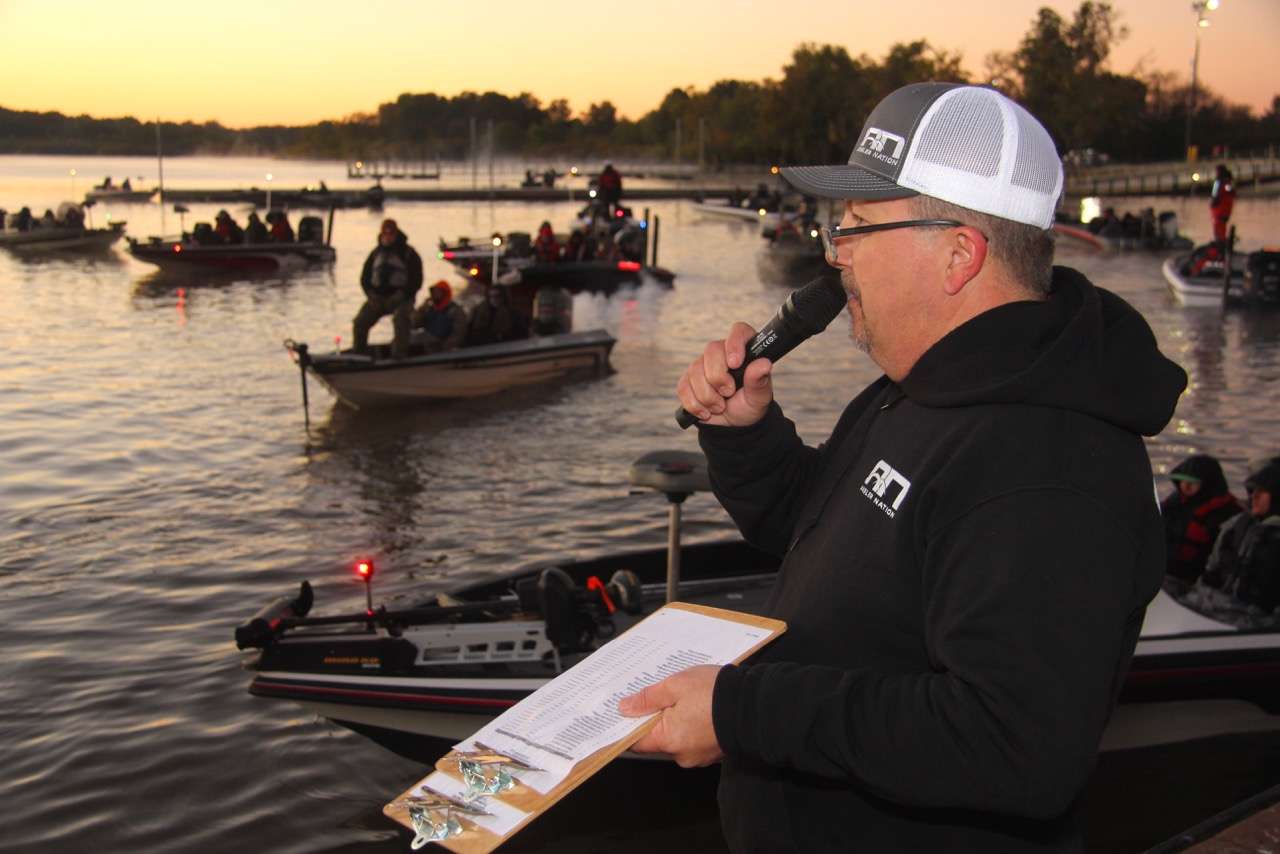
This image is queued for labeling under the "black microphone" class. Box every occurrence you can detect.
[674,272,848,429]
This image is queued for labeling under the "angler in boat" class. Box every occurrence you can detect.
[1161,454,1242,587]
[352,218,424,360]
[1173,456,1280,628]
[410,280,467,353]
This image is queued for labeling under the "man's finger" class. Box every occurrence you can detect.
[617,679,675,717]
[724,322,758,371]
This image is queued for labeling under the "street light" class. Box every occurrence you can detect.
[1184,0,1221,160]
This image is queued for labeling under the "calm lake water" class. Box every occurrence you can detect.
[2,155,1278,853]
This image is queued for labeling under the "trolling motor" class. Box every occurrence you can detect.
[234,581,314,649]
[234,561,641,653]
[283,339,311,430]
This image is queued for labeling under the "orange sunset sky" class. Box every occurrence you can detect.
[0,0,1275,127]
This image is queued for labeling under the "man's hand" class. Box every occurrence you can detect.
[617,664,724,767]
[676,323,774,427]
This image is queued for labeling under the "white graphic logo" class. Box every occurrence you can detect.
[860,460,911,517]
[857,127,906,164]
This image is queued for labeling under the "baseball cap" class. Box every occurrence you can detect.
[781,82,1064,230]
[1245,457,1280,495]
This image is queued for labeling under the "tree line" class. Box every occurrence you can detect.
[1,3,1275,166]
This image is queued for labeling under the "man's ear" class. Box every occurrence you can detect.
[941,226,988,296]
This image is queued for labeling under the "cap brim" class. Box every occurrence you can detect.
[780,165,918,201]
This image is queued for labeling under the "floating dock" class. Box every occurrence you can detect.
[157,186,738,206]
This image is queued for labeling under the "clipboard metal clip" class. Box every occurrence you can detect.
[394,791,489,850]
[456,746,541,797]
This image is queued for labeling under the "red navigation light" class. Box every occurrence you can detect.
[355,559,375,580]
[615,209,624,218]
[441,251,456,260]
[616,260,641,272]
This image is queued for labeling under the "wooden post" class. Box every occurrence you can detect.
[642,207,650,267]
[651,214,661,267]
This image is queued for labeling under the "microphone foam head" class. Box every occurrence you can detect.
[789,272,849,334]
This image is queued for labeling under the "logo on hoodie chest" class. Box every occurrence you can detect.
[861,460,911,518]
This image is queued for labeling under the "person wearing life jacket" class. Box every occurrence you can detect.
[597,163,623,211]
[266,210,295,243]
[1162,454,1241,586]
[214,210,244,244]
[1210,164,1236,243]
[466,283,528,346]
[244,212,268,243]
[533,221,561,263]
[411,280,467,353]
[1200,457,1280,612]
[353,219,424,358]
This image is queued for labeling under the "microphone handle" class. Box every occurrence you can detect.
[673,314,803,430]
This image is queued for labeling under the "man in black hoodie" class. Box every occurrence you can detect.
[619,83,1187,852]
[353,218,424,359]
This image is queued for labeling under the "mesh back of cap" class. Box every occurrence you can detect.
[898,88,1062,229]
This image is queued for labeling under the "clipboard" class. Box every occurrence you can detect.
[383,601,785,852]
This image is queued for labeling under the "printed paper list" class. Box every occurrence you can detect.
[458,607,773,792]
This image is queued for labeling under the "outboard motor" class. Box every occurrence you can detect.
[1158,211,1179,242]
[1245,251,1280,303]
[505,231,532,257]
[297,216,323,243]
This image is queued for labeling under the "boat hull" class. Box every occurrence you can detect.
[302,330,616,408]
[497,260,675,290]
[1162,254,1246,306]
[84,189,155,203]
[249,590,1280,759]
[0,225,125,252]
[691,202,779,230]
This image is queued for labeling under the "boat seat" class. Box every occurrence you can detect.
[629,450,713,604]
[628,450,711,502]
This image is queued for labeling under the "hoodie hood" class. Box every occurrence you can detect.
[1170,454,1231,496]
[900,266,1187,436]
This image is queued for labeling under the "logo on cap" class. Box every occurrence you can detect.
[856,128,907,166]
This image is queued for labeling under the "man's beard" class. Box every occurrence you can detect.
[841,267,870,354]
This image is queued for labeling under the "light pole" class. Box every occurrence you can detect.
[1184,0,1221,160]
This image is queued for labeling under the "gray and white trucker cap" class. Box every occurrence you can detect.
[781,82,1064,230]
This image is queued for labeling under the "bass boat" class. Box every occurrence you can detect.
[237,451,1280,761]
[284,329,616,410]
[129,214,335,273]
[0,221,126,253]
[1163,237,1280,307]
